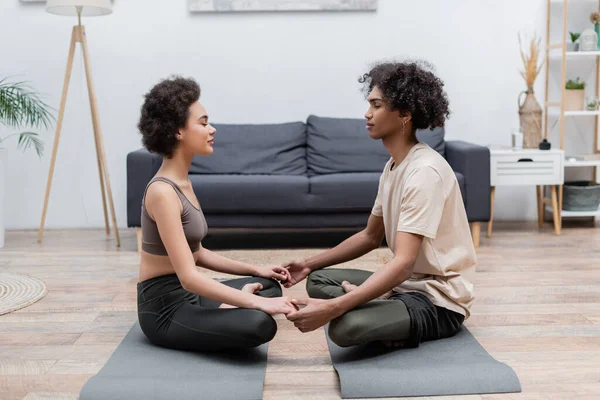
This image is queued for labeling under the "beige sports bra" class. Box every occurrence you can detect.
[141,177,208,256]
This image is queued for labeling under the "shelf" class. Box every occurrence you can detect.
[549,50,600,59]
[545,205,600,217]
[548,109,600,116]
[565,154,600,167]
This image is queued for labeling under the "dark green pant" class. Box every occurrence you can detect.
[306,269,411,347]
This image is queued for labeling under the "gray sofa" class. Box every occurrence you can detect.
[127,115,490,245]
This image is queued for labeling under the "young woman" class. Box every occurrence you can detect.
[136,76,294,352]
[284,60,476,349]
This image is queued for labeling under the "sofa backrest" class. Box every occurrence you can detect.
[306,115,446,176]
[189,122,307,175]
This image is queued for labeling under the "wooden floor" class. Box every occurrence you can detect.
[0,221,599,400]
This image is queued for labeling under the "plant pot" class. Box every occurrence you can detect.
[567,42,579,51]
[562,180,600,211]
[565,89,585,111]
[0,148,5,248]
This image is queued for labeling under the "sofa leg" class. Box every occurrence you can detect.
[136,228,142,253]
[470,222,480,248]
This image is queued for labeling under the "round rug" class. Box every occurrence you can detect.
[0,272,48,315]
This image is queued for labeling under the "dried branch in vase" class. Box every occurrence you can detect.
[518,32,544,90]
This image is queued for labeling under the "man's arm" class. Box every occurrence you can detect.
[283,214,385,287]
[331,231,422,314]
[287,231,422,332]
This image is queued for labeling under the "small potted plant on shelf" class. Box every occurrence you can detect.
[569,32,580,51]
[586,96,599,111]
[565,77,585,110]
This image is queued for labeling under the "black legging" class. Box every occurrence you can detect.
[137,274,281,352]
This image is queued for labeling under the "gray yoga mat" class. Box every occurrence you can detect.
[80,321,268,400]
[325,325,521,398]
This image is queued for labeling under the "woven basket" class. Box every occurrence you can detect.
[562,181,600,211]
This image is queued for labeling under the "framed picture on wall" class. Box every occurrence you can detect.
[189,0,378,12]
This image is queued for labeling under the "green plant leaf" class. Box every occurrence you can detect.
[16,132,44,158]
[0,78,55,130]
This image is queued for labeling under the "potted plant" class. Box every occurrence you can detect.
[569,31,580,51]
[565,77,585,111]
[587,96,599,111]
[0,77,53,248]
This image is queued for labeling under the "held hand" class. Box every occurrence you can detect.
[256,264,291,282]
[286,298,343,333]
[282,260,312,288]
[256,296,296,316]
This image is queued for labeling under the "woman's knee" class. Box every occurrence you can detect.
[244,310,278,345]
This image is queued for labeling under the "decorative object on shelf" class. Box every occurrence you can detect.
[562,180,600,211]
[569,32,580,51]
[518,32,544,148]
[579,28,598,51]
[188,0,378,12]
[565,78,585,111]
[591,12,600,49]
[586,96,599,111]
[539,138,551,150]
[511,129,524,150]
[0,78,54,249]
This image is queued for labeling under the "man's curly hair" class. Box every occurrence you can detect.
[359,60,450,131]
[138,76,201,158]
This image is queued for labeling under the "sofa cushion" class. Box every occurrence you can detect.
[306,115,446,176]
[306,115,389,176]
[189,122,307,175]
[307,173,380,212]
[416,127,445,157]
[191,174,310,213]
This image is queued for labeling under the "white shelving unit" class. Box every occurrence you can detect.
[543,0,600,231]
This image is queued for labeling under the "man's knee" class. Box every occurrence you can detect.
[327,315,366,347]
[306,270,329,298]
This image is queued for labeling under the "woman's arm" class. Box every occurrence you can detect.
[195,245,258,275]
[146,182,292,312]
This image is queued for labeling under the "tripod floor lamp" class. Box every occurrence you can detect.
[39,0,120,247]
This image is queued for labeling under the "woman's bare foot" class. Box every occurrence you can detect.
[219,282,263,309]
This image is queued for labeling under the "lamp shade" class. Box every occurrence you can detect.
[46,0,112,17]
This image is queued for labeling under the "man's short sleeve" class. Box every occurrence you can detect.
[396,166,446,239]
[371,172,384,217]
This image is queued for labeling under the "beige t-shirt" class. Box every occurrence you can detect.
[371,142,477,318]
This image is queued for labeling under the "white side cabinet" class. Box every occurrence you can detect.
[488,148,564,236]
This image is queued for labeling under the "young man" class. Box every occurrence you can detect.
[284,61,477,348]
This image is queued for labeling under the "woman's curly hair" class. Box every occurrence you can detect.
[359,60,450,131]
[138,76,201,157]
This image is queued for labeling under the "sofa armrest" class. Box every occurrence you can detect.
[445,140,490,222]
[127,148,162,227]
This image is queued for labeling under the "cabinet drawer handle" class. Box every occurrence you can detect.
[517,158,533,162]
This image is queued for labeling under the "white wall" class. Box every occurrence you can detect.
[1,0,576,230]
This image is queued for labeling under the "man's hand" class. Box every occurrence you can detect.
[282,260,312,288]
[286,298,344,332]
[255,265,290,282]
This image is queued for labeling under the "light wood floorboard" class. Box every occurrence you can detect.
[0,221,599,399]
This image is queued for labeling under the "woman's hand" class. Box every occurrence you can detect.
[255,296,296,315]
[255,264,291,282]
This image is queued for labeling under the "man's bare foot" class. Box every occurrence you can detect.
[341,281,392,299]
[219,282,263,309]
[341,281,358,293]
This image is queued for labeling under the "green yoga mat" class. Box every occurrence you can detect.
[325,325,521,398]
[80,321,268,400]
